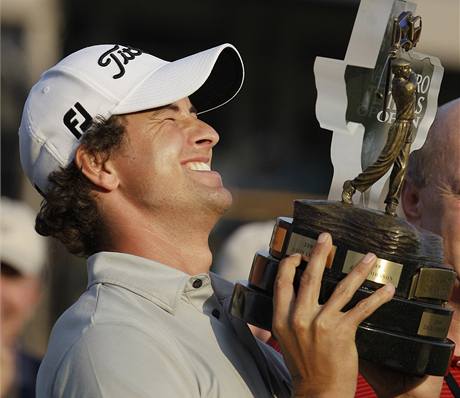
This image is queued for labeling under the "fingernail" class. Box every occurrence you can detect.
[383,283,395,293]
[362,253,376,263]
[317,233,329,243]
[290,253,301,258]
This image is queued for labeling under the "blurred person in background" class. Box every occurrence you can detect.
[357,98,460,397]
[214,220,275,283]
[1,197,47,398]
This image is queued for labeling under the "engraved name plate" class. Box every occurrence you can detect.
[418,311,451,338]
[343,250,403,287]
[286,232,336,268]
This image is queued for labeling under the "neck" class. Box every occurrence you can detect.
[99,198,219,275]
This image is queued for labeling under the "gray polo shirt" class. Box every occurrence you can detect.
[36,252,291,397]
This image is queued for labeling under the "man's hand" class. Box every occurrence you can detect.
[272,232,395,398]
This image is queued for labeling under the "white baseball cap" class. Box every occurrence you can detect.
[19,43,244,194]
[1,197,47,276]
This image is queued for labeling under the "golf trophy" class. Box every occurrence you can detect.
[230,0,456,376]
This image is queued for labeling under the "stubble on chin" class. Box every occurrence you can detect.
[205,187,233,216]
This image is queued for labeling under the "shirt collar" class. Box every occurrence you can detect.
[87,251,237,315]
[210,272,235,304]
[87,251,192,314]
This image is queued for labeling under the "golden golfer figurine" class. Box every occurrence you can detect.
[341,11,422,216]
[342,58,417,216]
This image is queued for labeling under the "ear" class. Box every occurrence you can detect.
[75,146,119,191]
[401,178,421,225]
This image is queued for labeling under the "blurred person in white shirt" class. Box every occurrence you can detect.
[1,197,47,398]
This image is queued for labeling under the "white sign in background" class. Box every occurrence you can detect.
[314,0,444,209]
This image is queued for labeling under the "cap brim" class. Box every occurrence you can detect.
[112,43,244,115]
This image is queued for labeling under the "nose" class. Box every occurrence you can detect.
[188,119,220,149]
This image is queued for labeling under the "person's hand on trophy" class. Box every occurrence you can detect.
[272,232,395,397]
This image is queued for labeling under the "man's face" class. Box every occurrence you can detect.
[419,184,460,273]
[418,148,460,273]
[111,97,232,218]
[1,264,40,346]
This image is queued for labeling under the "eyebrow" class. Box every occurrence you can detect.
[153,103,197,115]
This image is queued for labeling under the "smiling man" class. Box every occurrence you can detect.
[19,43,393,397]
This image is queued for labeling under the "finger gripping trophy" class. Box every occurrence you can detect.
[230,3,456,377]
[342,59,418,216]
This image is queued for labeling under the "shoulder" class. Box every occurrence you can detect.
[38,283,192,398]
[44,281,184,363]
[47,322,197,397]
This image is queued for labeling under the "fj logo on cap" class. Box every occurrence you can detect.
[97,45,143,79]
[63,102,92,139]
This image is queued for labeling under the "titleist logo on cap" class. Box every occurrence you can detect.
[97,45,143,79]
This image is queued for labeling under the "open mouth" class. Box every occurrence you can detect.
[183,158,224,188]
[185,162,211,171]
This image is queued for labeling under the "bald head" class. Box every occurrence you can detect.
[403,98,460,270]
[407,98,460,191]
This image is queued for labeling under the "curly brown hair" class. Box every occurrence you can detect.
[35,115,126,257]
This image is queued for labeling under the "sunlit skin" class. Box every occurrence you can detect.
[75,97,232,275]
[113,98,231,213]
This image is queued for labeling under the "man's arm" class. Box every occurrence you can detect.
[272,232,395,397]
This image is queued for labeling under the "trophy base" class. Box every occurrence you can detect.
[229,200,456,376]
[231,282,455,376]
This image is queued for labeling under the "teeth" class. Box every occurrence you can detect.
[187,162,210,171]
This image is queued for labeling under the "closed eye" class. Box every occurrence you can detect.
[148,103,197,121]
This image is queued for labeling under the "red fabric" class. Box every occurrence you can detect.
[266,337,460,397]
[355,374,376,398]
[440,355,460,398]
[267,336,280,352]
